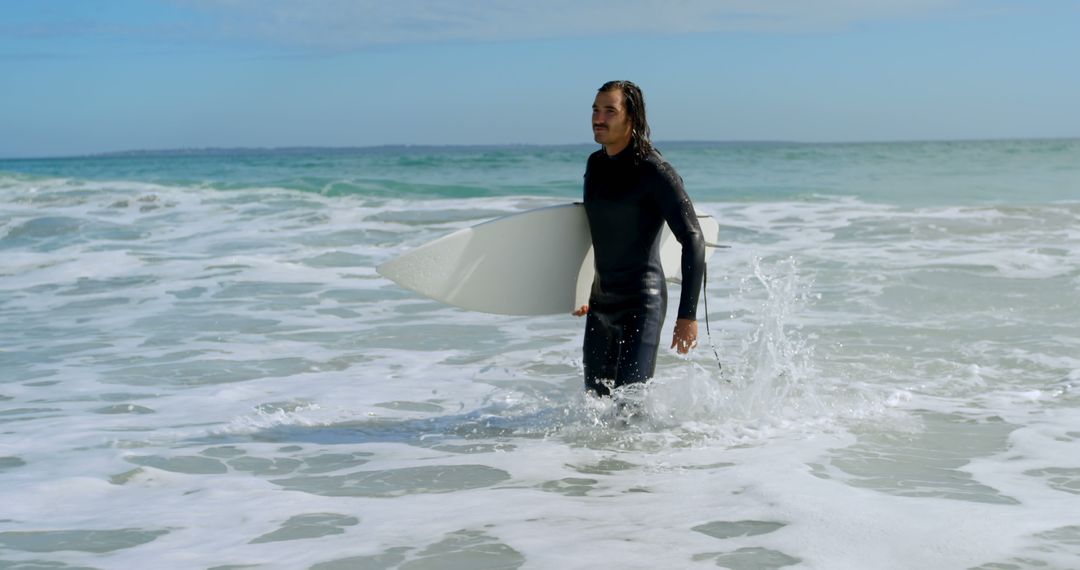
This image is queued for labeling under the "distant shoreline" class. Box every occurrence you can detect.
[2,137,1077,162]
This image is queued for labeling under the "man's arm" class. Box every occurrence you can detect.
[653,161,706,354]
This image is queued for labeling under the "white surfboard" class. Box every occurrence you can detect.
[376,203,720,315]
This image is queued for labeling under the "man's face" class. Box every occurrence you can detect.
[592,89,633,151]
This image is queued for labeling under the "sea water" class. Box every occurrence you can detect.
[1,139,1079,569]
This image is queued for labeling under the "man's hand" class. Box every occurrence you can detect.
[572,305,589,317]
[671,318,698,354]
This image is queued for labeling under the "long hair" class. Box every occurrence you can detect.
[597,80,656,164]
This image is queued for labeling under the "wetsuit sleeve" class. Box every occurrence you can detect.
[653,162,706,321]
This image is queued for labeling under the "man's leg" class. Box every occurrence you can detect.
[583,309,620,396]
[613,291,666,388]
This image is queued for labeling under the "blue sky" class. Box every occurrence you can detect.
[1,0,1078,158]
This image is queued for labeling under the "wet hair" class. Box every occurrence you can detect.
[597,80,656,163]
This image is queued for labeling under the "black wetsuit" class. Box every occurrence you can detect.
[582,146,705,395]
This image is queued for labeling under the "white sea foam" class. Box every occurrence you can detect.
[2,162,1080,569]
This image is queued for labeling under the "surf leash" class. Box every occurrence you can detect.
[701,245,727,378]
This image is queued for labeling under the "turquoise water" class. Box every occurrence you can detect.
[1,139,1080,569]
[7,139,1077,204]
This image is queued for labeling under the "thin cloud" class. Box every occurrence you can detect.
[0,52,73,61]
[177,0,969,50]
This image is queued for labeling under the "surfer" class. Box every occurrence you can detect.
[573,80,706,396]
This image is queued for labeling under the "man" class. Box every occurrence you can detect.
[573,80,706,396]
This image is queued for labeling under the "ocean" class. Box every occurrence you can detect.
[1,139,1079,569]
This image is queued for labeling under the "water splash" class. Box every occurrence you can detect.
[585,255,860,447]
[727,256,820,419]
[504,255,844,449]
